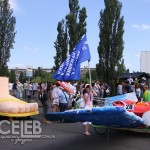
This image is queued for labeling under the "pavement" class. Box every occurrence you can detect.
[0,100,150,150]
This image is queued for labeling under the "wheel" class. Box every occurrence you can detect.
[94,126,108,134]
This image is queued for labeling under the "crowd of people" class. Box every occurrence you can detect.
[9,80,110,101]
[116,76,150,101]
[8,76,150,135]
[9,79,110,133]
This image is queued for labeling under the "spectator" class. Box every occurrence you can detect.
[32,81,38,99]
[123,81,131,93]
[117,81,123,95]
[59,87,68,112]
[127,76,134,84]
[135,84,141,98]
[143,85,150,102]
[82,84,97,136]
[39,88,51,124]
[130,82,135,92]
[12,80,18,97]
[8,82,13,95]
[23,80,29,100]
[52,83,61,112]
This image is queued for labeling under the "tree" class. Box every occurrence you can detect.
[53,19,68,71]
[19,71,25,83]
[96,0,125,95]
[0,0,16,76]
[66,0,87,54]
[53,0,87,72]
[9,69,16,82]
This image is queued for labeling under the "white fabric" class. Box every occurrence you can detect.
[142,110,150,126]
[76,98,85,109]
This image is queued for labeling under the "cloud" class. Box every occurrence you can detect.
[131,24,150,30]
[23,47,40,52]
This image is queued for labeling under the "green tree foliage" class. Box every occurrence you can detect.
[53,0,87,71]
[32,76,42,84]
[53,19,68,71]
[19,71,24,83]
[30,67,55,83]
[96,0,125,94]
[0,0,16,75]
[0,65,9,76]
[9,69,16,82]
[36,67,43,77]
[91,69,98,81]
[66,0,87,54]
[31,72,55,84]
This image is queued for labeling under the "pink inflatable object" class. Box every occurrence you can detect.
[0,77,38,116]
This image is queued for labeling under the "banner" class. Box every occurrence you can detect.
[53,34,91,81]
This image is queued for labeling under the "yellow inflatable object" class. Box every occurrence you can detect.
[0,77,39,117]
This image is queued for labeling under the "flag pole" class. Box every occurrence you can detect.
[88,61,91,86]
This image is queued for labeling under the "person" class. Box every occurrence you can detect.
[72,85,81,109]
[8,82,13,95]
[39,88,51,124]
[82,84,97,136]
[130,82,135,92]
[117,81,123,95]
[127,76,134,84]
[135,84,141,98]
[23,80,29,100]
[143,85,150,102]
[103,83,110,98]
[32,81,38,99]
[46,81,53,109]
[67,93,73,110]
[16,81,23,99]
[52,83,61,112]
[134,78,139,85]
[59,87,68,112]
[12,80,18,97]
[123,80,131,93]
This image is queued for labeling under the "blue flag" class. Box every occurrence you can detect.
[53,34,91,81]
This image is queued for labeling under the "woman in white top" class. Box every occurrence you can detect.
[82,84,97,136]
[52,83,61,112]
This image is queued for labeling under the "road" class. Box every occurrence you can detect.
[0,104,150,150]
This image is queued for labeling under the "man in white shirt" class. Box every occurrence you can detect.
[32,81,38,99]
[127,76,134,84]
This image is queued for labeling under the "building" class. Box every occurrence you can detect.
[140,51,150,73]
[8,67,52,78]
[120,72,149,80]
[8,67,95,78]
[80,66,96,76]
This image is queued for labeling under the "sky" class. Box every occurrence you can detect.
[7,0,150,72]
